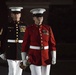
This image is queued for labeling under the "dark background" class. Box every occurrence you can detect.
[1,0,76,60]
[49,5,76,43]
[5,0,76,60]
[0,0,76,75]
[6,0,76,44]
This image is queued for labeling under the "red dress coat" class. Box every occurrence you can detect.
[22,24,56,66]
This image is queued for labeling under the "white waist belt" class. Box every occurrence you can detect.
[7,39,23,43]
[30,46,49,50]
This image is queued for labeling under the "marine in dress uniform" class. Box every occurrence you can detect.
[6,7,26,75]
[21,8,56,75]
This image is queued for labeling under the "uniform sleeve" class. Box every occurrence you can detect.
[22,27,30,52]
[0,26,8,54]
[49,27,56,51]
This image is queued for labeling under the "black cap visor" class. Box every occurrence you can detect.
[33,14,43,17]
[12,11,21,14]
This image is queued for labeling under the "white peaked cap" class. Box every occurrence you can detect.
[9,7,23,11]
[30,8,46,14]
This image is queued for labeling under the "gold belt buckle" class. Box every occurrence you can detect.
[40,46,44,50]
[15,39,18,43]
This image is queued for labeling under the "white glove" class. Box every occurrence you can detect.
[0,53,6,60]
[21,52,27,66]
[51,51,56,65]
[52,58,56,64]
[23,60,27,66]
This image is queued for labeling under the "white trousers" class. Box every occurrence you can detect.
[30,64,51,75]
[7,59,22,75]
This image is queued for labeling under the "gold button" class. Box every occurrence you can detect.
[16,29,18,31]
[41,37,42,39]
[41,41,43,42]
[16,32,18,34]
[40,34,42,36]
[40,46,44,50]
[16,26,18,28]
[16,35,18,37]
[40,31,41,33]
[15,38,18,43]
[16,24,18,26]
[40,36,42,39]
[39,28,41,31]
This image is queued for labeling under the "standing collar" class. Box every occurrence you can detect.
[33,24,42,28]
